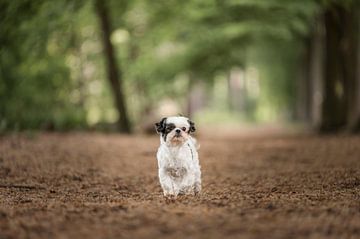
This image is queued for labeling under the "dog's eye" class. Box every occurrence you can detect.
[166,125,174,130]
[181,127,186,131]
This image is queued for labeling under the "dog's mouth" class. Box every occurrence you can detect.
[172,135,182,140]
[171,134,184,141]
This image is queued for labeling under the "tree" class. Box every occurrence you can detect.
[320,4,348,131]
[345,7,360,132]
[94,0,131,133]
[307,2,360,133]
[295,0,360,133]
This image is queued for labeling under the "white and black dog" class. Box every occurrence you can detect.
[155,116,201,198]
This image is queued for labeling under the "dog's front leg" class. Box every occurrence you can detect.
[193,168,202,195]
[159,169,179,198]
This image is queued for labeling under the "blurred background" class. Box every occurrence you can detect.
[1,2,360,238]
[1,0,359,134]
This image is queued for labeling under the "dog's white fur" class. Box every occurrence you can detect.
[156,116,201,197]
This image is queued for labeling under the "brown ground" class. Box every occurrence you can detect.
[0,130,359,239]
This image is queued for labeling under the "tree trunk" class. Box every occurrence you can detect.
[319,5,349,132]
[187,74,195,118]
[187,74,207,118]
[227,67,247,112]
[308,17,325,130]
[345,8,360,132]
[295,37,312,124]
[95,0,131,133]
[226,71,234,111]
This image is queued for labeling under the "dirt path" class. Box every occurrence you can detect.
[0,132,359,239]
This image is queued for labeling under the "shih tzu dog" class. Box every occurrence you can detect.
[155,116,201,199]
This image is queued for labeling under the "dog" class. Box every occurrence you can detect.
[155,116,201,198]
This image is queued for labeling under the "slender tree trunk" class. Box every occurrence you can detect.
[308,18,325,130]
[72,32,86,108]
[296,37,312,124]
[346,8,360,132]
[226,71,234,111]
[186,74,206,118]
[319,5,349,132]
[227,67,247,112]
[187,74,195,118]
[95,0,131,133]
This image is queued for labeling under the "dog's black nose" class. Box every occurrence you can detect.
[175,129,181,134]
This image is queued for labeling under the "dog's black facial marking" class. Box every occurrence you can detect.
[162,123,175,142]
[165,123,175,133]
[155,117,167,134]
[188,120,196,133]
[155,118,178,142]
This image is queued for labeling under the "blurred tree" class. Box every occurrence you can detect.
[345,7,360,132]
[94,0,131,133]
[303,18,324,128]
[350,10,360,132]
[301,0,360,133]
[321,3,357,132]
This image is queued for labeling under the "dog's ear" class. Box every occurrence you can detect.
[188,119,196,133]
[155,117,167,134]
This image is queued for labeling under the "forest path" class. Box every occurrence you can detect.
[0,131,359,239]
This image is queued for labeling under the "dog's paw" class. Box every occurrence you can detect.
[164,194,177,203]
[194,183,201,195]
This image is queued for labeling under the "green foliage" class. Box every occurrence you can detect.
[0,0,86,131]
[134,0,318,121]
[6,0,355,130]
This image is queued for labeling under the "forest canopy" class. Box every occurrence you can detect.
[0,0,359,133]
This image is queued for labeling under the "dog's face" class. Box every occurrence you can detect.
[155,116,196,146]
